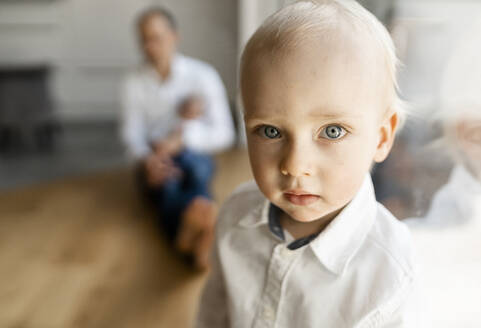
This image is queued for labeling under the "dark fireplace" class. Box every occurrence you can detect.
[0,65,59,152]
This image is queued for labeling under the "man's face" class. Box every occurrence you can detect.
[241,39,396,223]
[455,116,481,179]
[140,15,177,66]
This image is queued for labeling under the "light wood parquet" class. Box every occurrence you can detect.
[0,149,252,328]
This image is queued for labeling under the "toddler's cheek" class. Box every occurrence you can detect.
[264,177,280,198]
[260,177,284,203]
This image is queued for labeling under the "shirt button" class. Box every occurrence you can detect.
[263,306,275,321]
[280,246,293,258]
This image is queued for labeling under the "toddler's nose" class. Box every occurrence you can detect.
[279,141,314,177]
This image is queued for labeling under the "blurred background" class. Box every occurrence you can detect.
[1,0,480,327]
[0,0,239,188]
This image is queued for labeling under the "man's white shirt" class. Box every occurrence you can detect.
[121,54,235,159]
[197,175,421,328]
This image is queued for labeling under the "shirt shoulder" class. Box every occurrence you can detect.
[353,204,418,325]
[122,67,152,91]
[366,203,415,279]
[215,180,265,234]
[176,54,222,83]
[352,203,415,305]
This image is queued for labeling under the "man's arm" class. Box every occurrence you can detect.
[120,77,151,161]
[121,77,184,187]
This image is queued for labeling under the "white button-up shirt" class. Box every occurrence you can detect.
[196,176,421,328]
[121,54,235,160]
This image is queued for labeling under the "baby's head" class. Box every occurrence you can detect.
[240,0,403,223]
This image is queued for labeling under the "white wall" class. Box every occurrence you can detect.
[0,0,238,121]
[2,0,478,122]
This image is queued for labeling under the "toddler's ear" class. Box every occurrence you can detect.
[373,111,399,163]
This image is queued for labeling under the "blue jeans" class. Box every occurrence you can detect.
[142,149,215,240]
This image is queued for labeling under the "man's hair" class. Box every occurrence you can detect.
[240,0,406,125]
[137,6,177,32]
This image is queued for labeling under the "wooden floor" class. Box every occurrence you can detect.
[0,149,252,328]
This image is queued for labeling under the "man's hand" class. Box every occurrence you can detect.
[144,152,181,187]
[153,127,184,157]
[178,96,204,120]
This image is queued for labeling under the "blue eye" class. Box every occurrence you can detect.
[321,125,346,140]
[262,125,281,139]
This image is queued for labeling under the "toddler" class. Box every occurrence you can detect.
[197,1,420,326]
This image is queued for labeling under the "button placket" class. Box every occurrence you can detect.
[253,243,299,328]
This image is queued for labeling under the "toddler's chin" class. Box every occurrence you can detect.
[282,207,325,223]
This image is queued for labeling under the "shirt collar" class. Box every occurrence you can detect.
[268,204,321,250]
[143,53,182,82]
[238,196,270,228]
[308,175,377,275]
[237,175,377,275]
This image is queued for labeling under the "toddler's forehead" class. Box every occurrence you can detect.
[241,39,390,125]
[243,26,386,79]
[242,33,390,104]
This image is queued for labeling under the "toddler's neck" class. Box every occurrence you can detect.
[279,206,344,240]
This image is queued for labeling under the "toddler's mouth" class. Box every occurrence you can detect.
[283,190,320,206]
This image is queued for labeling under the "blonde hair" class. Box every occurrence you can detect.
[240,0,406,126]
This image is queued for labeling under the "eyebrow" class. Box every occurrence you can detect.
[244,111,363,121]
[307,106,365,119]
[308,112,362,119]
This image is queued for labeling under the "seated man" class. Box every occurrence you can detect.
[121,6,235,269]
